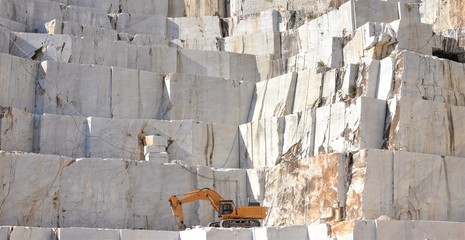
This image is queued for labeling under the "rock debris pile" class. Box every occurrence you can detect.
[0,0,465,239]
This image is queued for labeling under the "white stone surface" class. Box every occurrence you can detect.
[386,97,465,157]
[127,45,176,73]
[393,51,465,106]
[354,220,465,240]
[0,17,26,32]
[292,70,322,113]
[314,97,386,155]
[0,107,33,152]
[87,117,240,167]
[167,16,221,40]
[222,31,281,58]
[177,49,260,82]
[71,37,129,68]
[0,53,37,112]
[248,72,297,121]
[377,57,393,100]
[120,229,180,240]
[64,5,112,29]
[0,152,73,227]
[346,149,465,222]
[45,19,118,41]
[111,67,164,119]
[9,226,54,240]
[39,114,86,158]
[160,73,254,124]
[58,228,119,240]
[38,61,112,118]
[144,135,167,146]
[113,13,166,36]
[10,33,72,62]
[240,108,315,169]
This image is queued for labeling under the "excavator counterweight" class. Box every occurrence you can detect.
[168,188,266,229]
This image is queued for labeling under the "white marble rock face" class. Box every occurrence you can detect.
[386,97,465,157]
[38,113,87,158]
[0,107,33,152]
[38,61,112,118]
[248,72,297,121]
[9,33,72,62]
[160,73,254,125]
[111,67,164,119]
[346,149,465,222]
[0,54,37,112]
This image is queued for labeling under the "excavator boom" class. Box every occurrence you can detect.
[168,188,266,229]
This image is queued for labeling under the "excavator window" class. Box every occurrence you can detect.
[218,201,234,216]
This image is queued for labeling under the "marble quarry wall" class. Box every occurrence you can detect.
[1,0,465,239]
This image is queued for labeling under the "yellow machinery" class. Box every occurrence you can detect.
[168,188,266,229]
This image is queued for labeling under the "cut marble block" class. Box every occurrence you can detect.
[246,169,265,203]
[9,32,72,62]
[144,135,167,146]
[169,37,219,51]
[58,228,120,240]
[354,220,465,240]
[125,0,169,16]
[45,19,118,41]
[248,72,297,121]
[0,17,26,32]
[0,53,37,112]
[240,108,315,169]
[127,45,176,73]
[0,152,73,227]
[390,19,432,55]
[87,117,239,167]
[120,229,180,240]
[112,13,166,36]
[144,145,166,153]
[71,37,129,68]
[9,227,54,240]
[111,67,164,119]
[386,97,465,157]
[145,152,169,163]
[63,5,112,29]
[182,0,227,17]
[264,154,347,226]
[0,27,9,54]
[160,73,254,125]
[180,228,253,240]
[38,61,112,118]
[58,160,195,230]
[353,0,399,29]
[0,107,33,152]
[393,51,465,106]
[167,16,221,40]
[314,97,386,155]
[38,114,87,158]
[131,34,170,47]
[177,49,260,82]
[224,10,278,37]
[221,31,281,58]
[346,149,465,222]
[254,225,310,240]
[63,0,121,13]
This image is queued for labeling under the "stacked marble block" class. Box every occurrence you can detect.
[143,135,168,162]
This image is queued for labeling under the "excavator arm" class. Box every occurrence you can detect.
[168,188,226,229]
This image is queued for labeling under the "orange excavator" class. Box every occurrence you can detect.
[168,188,266,229]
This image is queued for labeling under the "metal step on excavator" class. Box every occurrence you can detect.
[168,188,266,229]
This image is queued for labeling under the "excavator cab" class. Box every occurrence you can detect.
[218,200,235,217]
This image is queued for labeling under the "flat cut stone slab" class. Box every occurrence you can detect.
[160,73,254,125]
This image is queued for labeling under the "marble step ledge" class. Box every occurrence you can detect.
[8,33,261,81]
[0,106,242,167]
[0,151,251,230]
[346,148,465,223]
[240,97,386,169]
[386,96,465,158]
